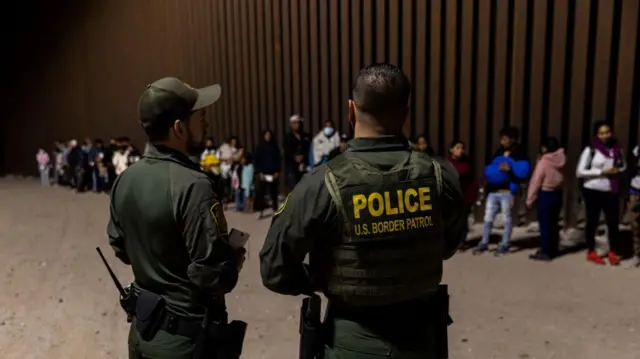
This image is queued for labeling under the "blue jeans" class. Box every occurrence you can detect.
[480,192,513,247]
[235,189,245,211]
[92,170,104,192]
[537,190,563,256]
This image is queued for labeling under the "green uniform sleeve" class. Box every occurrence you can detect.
[259,169,331,296]
[108,200,130,265]
[438,159,468,259]
[179,179,239,296]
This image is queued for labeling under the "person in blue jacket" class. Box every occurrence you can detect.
[473,126,531,256]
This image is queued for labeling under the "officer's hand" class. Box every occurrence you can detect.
[235,247,247,271]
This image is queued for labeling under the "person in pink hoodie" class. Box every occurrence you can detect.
[526,137,566,261]
[36,148,51,186]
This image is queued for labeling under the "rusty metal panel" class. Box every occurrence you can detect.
[547,0,570,139]
[413,0,427,138]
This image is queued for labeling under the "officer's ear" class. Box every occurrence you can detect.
[172,119,187,140]
[348,100,356,127]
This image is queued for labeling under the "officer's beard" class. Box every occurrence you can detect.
[185,128,206,156]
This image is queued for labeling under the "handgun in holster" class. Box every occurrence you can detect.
[299,293,322,359]
[436,284,453,359]
[194,303,248,359]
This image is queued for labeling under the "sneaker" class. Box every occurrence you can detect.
[494,245,509,257]
[607,251,621,266]
[472,244,488,255]
[586,250,605,265]
[529,250,552,262]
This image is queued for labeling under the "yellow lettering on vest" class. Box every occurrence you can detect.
[418,187,432,211]
[396,190,405,213]
[370,219,406,234]
[353,194,367,219]
[368,192,384,217]
[384,191,399,215]
[405,216,434,230]
[404,189,419,212]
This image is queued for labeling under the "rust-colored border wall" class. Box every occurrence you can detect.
[2,0,640,225]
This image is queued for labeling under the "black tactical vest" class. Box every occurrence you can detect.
[323,150,446,307]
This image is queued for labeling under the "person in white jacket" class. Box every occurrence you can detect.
[112,146,130,176]
[312,120,340,166]
[576,121,626,266]
[628,144,640,267]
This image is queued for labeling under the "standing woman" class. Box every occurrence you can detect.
[526,137,566,261]
[576,121,627,265]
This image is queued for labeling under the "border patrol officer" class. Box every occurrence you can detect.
[259,64,467,358]
[108,77,246,359]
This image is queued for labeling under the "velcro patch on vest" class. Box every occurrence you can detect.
[342,181,441,242]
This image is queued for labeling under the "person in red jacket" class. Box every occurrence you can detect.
[446,140,479,248]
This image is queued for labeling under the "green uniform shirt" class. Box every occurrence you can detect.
[108,144,239,318]
[259,136,467,297]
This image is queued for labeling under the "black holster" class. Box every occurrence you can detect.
[194,306,248,359]
[299,294,323,359]
[435,284,453,359]
[134,290,166,341]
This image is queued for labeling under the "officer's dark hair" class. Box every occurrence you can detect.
[499,126,520,141]
[592,120,612,135]
[145,111,195,142]
[352,63,411,128]
[325,120,335,126]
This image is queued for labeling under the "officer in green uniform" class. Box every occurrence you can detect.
[108,77,246,359]
[259,63,467,359]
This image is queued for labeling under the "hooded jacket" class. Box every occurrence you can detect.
[526,148,566,206]
[484,145,531,194]
[446,155,478,206]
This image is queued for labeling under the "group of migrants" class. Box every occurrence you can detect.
[36,118,640,265]
[36,137,141,192]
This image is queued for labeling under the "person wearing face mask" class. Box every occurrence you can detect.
[260,64,466,359]
[107,77,246,358]
[576,121,627,265]
[312,120,341,167]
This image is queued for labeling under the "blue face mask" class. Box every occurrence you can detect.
[323,127,335,137]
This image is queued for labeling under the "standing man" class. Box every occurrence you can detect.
[259,64,467,358]
[283,114,311,192]
[108,77,246,359]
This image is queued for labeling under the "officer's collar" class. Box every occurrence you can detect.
[144,144,202,171]
[347,135,410,152]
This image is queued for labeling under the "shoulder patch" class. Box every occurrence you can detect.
[274,194,289,216]
[209,202,229,236]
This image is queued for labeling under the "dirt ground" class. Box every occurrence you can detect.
[1,178,640,359]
